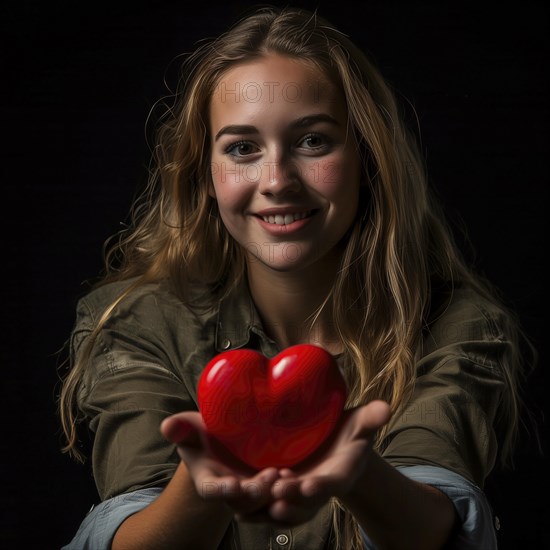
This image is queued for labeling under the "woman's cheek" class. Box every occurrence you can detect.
[212,180,255,230]
[308,157,349,195]
[211,164,243,201]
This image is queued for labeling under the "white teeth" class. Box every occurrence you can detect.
[262,211,311,225]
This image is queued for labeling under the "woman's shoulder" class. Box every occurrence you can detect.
[74,277,220,327]
[424,282,515,350]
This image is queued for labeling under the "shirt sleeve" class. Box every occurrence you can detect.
[71,285,204,501]
[380,288,512,487]
[61,488,162,550]
[360,465,498,549]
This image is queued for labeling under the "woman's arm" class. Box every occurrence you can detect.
[260,402,457,550]
[161,401,452,548]
[111,462,233,550]
[341,451,457,550]
[112,412,282,550]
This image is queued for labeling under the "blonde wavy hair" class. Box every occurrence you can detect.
[59,6,527,549]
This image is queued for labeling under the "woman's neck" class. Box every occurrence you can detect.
[246,253,343,354]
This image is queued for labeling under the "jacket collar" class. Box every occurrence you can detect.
[215,277,263,352]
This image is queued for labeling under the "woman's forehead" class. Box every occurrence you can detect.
[211,55,340,107]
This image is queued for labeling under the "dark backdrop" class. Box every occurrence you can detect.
[2,1,548,548]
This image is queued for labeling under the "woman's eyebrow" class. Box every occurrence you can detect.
[214,114,340,142]
[215,125,258,141]
[290,113,340,128]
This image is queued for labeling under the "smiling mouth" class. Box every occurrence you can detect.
[259,210,316,225]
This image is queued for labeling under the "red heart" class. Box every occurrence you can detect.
[197,344,347,470]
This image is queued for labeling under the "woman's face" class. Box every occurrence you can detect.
[209,54,361,273]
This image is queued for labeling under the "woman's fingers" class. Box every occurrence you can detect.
[268,492,324,525]
[263,400,392,523]
[160,411,205,447]
[158,401,392,521]
[195,472,241,499]
[239,467,280,499]
[272,476,301,500]
[272,474,333,503]
[353,399,392,434]
[162,412,282,514]
[229,467,280,517]
[335,400,391,444]
[194,467,281,517]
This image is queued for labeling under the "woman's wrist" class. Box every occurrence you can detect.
[341,452,457,550]
[112,462,234,550]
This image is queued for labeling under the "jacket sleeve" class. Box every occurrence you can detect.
[381,288,512,487]
[72,284,203,501]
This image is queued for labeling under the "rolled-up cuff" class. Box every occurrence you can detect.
[61,487,162,550]
[361,465,498,549]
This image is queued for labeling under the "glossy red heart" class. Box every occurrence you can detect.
[197,344,347,470]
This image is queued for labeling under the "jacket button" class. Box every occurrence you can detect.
[276,533,289,545]
[221,338,231,349]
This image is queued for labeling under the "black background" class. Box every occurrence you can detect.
[1,0,548,548]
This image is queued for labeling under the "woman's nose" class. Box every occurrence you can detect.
[257,156,302,197]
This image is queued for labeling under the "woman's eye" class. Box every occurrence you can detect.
[225,141,259,157]
[299,133,329,150]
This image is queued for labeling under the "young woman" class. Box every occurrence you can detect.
[59,6,529,549]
